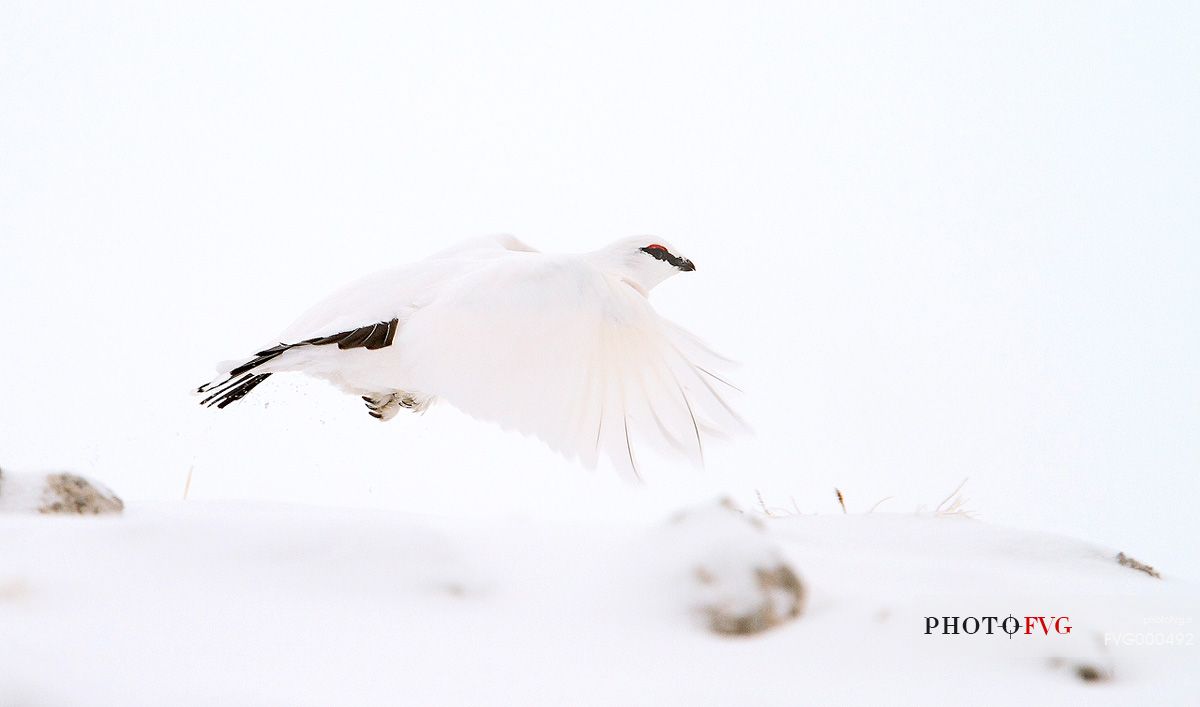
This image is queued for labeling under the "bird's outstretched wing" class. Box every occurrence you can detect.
[198,235,536,402]
[276,235,537,344]
[427,234,539,260]
[396,256,745,477]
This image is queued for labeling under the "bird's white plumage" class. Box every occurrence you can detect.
[203,235,744,477]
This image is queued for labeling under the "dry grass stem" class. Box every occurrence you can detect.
[933,478,974,517]
[867,496,895,513]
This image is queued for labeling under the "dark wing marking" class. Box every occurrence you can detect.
[197,318,399,407]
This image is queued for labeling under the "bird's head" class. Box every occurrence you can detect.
[595,237,696,294]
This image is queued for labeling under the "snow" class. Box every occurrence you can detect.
[0,473,49,515]
[1,502,1194,706]
[0,3,1197,704]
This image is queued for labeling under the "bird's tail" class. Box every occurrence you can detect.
[195,371,274,408]
[196,317,401,409]
[194,342,294,408]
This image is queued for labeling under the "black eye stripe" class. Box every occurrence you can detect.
[640,245,686,268]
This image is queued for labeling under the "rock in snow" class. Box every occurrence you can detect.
[1117,551,1162,579]
[0,467,124,515]
[661,498,805,635]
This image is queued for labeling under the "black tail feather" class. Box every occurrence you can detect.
[197,317,399,410]
[199,373,273,408]
[226,347,289,379]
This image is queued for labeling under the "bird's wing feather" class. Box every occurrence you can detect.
[396,255,745,476]
[427,234,539,259]
[204,236,535,387]
[277,235,535,343]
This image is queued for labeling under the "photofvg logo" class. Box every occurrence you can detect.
[924,615,1071,638]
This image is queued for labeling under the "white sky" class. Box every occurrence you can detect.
[2,2,1197,577]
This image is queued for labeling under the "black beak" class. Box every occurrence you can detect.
[678,259,696,272]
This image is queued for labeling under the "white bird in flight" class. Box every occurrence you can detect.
[197,236,745,476]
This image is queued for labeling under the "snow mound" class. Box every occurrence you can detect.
[0,501,1194,706]
[649,498,806,635]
